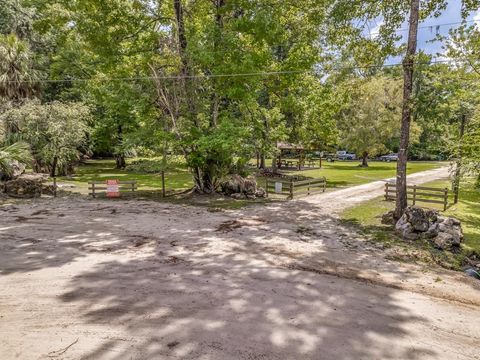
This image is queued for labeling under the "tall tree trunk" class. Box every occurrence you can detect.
[395,0,420,219]
[50,156,58,178]
[260,154,266,169]
[115,124,126,169]
[361,152,369,167]
[453,114,467,204]
[173,0,198,127]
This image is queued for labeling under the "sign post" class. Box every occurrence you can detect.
[106,179,120,198]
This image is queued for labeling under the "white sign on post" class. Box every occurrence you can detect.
[275,182,282,193]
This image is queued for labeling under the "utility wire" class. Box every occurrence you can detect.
[369,19,480,35]
[3,58,478,84]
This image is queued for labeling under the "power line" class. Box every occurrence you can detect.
[369,19,480,35]
[2,59,478,84]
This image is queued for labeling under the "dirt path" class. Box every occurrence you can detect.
[301,166,450,214]
[0,167,479,360]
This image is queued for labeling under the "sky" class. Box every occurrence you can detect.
[368,0,480,64]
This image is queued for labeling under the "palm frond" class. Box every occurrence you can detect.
[0,142,32,177]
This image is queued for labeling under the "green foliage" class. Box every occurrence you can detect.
[1,0,478,194]
[0,100,90,175]
[0,34,39,102]
[337,76,404,163]
[125,156,185,174]
[0,141,32,177]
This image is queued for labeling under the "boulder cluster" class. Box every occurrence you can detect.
[220,175,266,200]
[1,173,49,198]
[392,207,463,251]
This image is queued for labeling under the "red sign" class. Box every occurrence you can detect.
[106,180,120,198]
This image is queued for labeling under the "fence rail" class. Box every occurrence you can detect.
[88,180,137,198]
[266,177,326,199]
[385,183,448,211]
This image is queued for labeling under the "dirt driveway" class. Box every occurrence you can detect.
[1,167,479,360]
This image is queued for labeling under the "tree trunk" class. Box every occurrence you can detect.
[115,124,126,169]
[395,0,420,219]
[453,114,467,204]
[50,156,58,178]
[361,152,369,167]
[116,154,126,169]
[173,0,198,127]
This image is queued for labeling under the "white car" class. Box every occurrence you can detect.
[336,151,357,160]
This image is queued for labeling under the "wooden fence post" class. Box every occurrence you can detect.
[161,171,166,198]
[412,185,417,206]
[53,177,57,198]
[444,187,448,211]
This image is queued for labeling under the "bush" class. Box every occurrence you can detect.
[125,159,166,173]
[125,157,186,174]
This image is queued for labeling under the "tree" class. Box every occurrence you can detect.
[0,34,39,104]
[0,100,90,177]
[462,108,480,187]
[338,76,402,167]
[395,0,420,219]
[442,24,480,196]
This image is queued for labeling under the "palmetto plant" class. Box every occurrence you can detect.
[0,34,39,102]
[0,142,32,178]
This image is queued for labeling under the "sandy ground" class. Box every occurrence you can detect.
[1,166,479,360]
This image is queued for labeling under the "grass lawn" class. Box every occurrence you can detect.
[58,159,193,195]
[290,160,444,188]
[341,178,480,267]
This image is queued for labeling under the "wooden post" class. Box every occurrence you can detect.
[307,180,311,196]
[444,187,448,211]
[92,183,96,198]
[53,177,57,198]
[161,171,166,198]
[412,185,416,206]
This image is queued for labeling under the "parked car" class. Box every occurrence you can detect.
[336,151,357,161]
[380,153,399,162]
[323,153,336,162]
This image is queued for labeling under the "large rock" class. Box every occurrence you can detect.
[220,175,266,199]
[221,175,245,195]
[244,177,257,196]
[393,206,463,251]
[3,173,48,198]
[0,160,26,181]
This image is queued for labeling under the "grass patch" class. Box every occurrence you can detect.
[290,161,444,188]
[341,177,480,268]
[58,159,193,195]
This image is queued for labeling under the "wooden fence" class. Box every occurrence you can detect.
[266,177,326,199]
[88,180,137,198]
[384,183,449,211]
